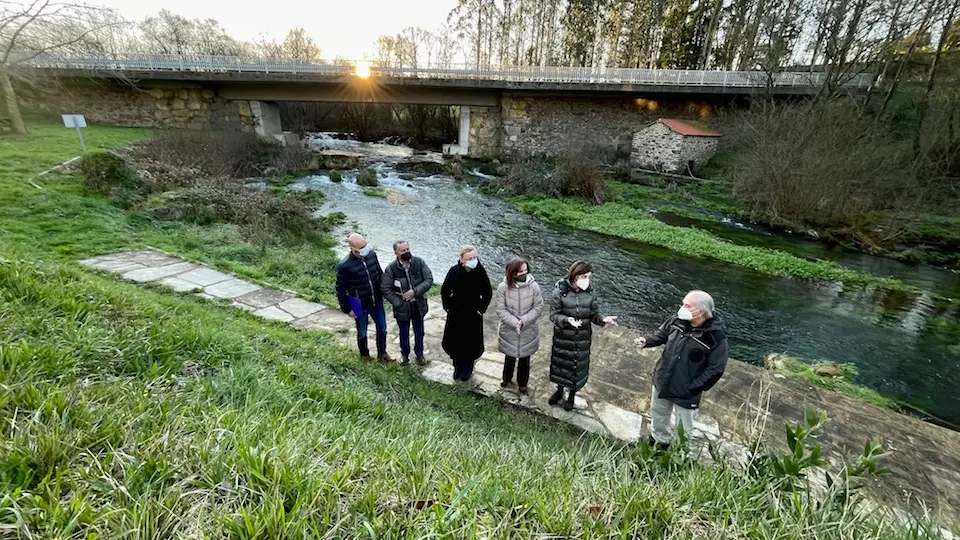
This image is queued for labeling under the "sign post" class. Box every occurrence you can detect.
[61,114,87,152]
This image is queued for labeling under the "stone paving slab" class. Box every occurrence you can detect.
[204,279,261,299]
[122,262,197,283]
[234,288,296,308]
[176,267,234,287]
[254,305,296,322]
[278,297,325,318]
[159,276,202,293]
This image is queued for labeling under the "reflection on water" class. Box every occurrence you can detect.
[290,139,960,426]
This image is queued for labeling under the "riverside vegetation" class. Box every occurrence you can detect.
[0,120,952,537]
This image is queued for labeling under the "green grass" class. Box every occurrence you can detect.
[0,121,340,305]
[0,257,941,537]
[510,196,910,291]
[773,358,903,412]
[0,120,947,537]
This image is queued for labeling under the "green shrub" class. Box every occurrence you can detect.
[329,170,343,183]
[78,151,140,194]
[356,167,379,187]
[363,186,386,198]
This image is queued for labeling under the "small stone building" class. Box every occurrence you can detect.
[630,118,721,175]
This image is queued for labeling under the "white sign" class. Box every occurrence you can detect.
[61,114,86,128]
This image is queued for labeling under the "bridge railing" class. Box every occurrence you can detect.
[24,54,874,88]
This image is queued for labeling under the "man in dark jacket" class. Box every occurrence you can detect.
[336,233,391,362]
[381,240,433,366]
[636,290,728,449]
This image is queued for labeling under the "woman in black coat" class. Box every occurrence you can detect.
[441,245,493,382]
[548,260,618,410]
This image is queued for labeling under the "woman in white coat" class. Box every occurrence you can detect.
[495,258,544,394]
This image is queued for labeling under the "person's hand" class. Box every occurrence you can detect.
[402,290,415,301]
[603,316,618,326]
[348,311,357,319]
[567,317,583,329]
[634,336,646,348]
[515,320,523,332]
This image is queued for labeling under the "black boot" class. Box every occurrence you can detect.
[358,337,371,360]
[548,386,564,406]
[563,389,576,411]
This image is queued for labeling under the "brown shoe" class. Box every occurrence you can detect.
[360,354,373,362]
[378,353,393,364]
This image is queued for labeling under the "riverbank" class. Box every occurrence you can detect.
[625,166,960,270]
[508,195,910,291]
[5,124,953,537]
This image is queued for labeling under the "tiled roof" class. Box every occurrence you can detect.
[658,118,721,137]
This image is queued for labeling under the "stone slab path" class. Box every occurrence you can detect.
[81,249,960,532]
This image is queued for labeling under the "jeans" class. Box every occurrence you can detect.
[650,385,697,445]
[502,355,530,387]
[355,300,388,356]
[397,304,425,358]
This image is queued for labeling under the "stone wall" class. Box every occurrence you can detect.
[630,122,720,174]
[19,79,256,132]
[631,122,683,172]
[679,136,719,171]
[468,105,502,158]
[500,95,665,157]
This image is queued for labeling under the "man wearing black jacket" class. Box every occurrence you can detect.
[381,240,433,366]
[336,233,392,363]
[636,290,728,449]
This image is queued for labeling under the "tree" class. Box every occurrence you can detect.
[1,0,121,134]
[262,28,321,61]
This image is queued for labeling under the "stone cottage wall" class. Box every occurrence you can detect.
[679,136,719,172]
[631,122,684,172]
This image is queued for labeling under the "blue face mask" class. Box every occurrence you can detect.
[464,258,478,269]
[358,246,371,257]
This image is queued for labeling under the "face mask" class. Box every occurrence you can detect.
[575,277,590,290]
[516,274,528,283]
[400,252,412,262]
[677,307,694,321]
[465,258,478,269]
[358,246,371,257]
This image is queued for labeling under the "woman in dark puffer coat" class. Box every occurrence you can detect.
[548,260,618,410]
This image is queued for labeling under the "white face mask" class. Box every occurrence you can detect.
[575,277,590,290]
[677,306,694,321]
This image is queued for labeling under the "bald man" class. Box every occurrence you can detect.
[335,233,391,362]
[635,290,729,450]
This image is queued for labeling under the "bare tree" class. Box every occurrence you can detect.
[1,0,122,134]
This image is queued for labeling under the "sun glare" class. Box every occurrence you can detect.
[354,61,372,79]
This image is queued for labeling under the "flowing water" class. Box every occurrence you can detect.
[293,134,960,427]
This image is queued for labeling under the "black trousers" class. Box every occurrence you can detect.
[452,357,476,381]
[502,355,530,387]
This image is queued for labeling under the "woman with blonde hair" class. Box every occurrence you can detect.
[441,245,493,382]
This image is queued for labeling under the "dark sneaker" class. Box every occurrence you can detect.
[500,380,512,388]
[416,356,428,366]
[563,398,575,411]
[360,354,373,362]
[518,386,528,394]
[400,355,410,366]
[378,353,393,364]
[548,388,564,406]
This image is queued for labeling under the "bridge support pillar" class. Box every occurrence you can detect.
[250,100,298,146]
[442,106,471,156]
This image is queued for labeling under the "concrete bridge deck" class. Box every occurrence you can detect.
[25,54,872,97]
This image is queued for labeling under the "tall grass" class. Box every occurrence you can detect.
[0,258,945,537]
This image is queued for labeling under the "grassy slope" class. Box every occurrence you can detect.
[0,123,942,537]
[0,122,340,305]
[509,195,908,290]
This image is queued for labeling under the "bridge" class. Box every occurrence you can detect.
[22,54,873,158]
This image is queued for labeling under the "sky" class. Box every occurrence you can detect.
[90,0,457,59]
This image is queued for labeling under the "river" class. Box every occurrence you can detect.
[291,134,960,427]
